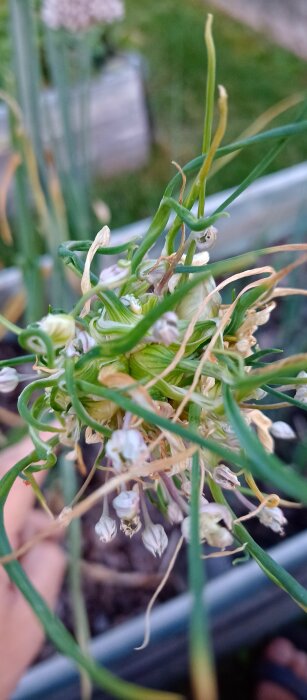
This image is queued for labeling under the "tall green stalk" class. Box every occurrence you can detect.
[188,404,217,700]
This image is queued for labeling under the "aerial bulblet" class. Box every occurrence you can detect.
[39,313,75,348]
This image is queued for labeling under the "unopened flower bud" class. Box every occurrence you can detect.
[167,501,183,524]
[294,372,307,404]
[270,421,296,440]
[0,367,19,393]
[213,465,240,490]
[95,514,117,543]
[259,506,287,535]
[106,428,149,471]
[150,312,178,345]
[39,313,75,347]
[112,490,139,520]
[142,523,168,557]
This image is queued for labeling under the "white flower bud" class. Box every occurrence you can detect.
[270,421,296,440]
[259,506,287,535]
[142,523,168,557]
[95,514,117,543]
[0,367,19,393]
[182,502,233,549]
[213,465,240,490]
[149,312,179,345]
[112,490,139,520]
[39,314,75,347]
[294,371,307,404]
[167,501,184,524]
[106,428,149,471]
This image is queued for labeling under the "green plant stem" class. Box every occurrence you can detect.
[199,14,216,218]
[188,404,217,700]
[61,457,92,700]
[209,480,307,612]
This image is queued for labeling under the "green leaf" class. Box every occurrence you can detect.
[222,384,307,502]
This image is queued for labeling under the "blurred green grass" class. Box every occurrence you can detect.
[97,0,307,227]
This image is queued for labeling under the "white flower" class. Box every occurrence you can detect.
[182,503,233,549]
[270,421,296,440]
[259,506,287,535]
[39,314,75,347]
[142,523,168,557]
[95,514,117,543]
[0,367,19,393]
[167,501,184,524]
[213,465,240,490]
[106,428,149,471]
[112,490,139,520]
[42,0,124,32]
[149,312,179,345]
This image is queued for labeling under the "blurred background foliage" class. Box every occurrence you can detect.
[0,0,306,229]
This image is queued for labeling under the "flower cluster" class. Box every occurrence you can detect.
[42,0,124,32]
[4,219,304,564]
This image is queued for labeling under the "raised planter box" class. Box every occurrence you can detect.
[1,162,307,311]
[12,530,307,699]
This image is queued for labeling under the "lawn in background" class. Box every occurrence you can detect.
[98,0,307,227]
